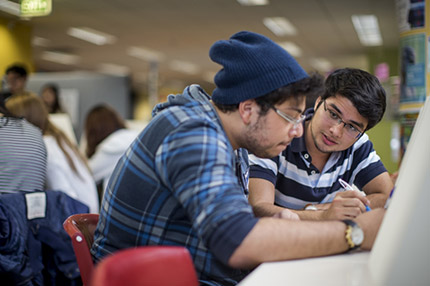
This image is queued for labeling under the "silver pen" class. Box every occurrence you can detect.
[338,178,371,211]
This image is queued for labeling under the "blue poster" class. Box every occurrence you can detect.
[399,33,426,107]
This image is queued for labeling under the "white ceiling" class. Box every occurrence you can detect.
[2,0,400,92]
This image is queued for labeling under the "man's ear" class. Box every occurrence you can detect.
[314,96,322,109]
[238,99,255,125]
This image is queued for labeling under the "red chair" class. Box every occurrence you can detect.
[90,246,199,286]
[63,213,99,286]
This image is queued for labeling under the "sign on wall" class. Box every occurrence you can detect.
[20,0,52,17]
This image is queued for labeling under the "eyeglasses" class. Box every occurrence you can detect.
[322,100,363,139]
[270,105,306,129]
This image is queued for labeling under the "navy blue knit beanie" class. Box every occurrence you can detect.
[210,31,308,104]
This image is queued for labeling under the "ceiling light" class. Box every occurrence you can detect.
[127,46,165,62]
[237,0,269,6]
[98,63,130,76]
[351,15,383,46]
[32,36,51,47]
[263,17,297,37]
[67,27,116,46]
[169,60,199,75]
[278,41,302,57]
[41,51,80,65]
[0,0,20,16]
[309,58,333,72]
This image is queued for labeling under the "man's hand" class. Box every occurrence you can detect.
[322,190,371,220]
[354,208,385,250]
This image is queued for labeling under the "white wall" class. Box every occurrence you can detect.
[27,71,132,141]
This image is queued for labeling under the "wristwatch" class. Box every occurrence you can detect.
[304,203,318,211]
[342,219,364,251]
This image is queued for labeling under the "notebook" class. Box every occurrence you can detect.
[369,95,430,285]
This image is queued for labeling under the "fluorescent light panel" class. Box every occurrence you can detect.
[0,0,20,16]
[32,36,50,47]
[309,57,333,72]
[351,15,382,46]
[127,46,165,62]
[169,60,199,75]
[263,17,297,37]
[41,51,80,65]
[67,27,116,46]
[278,41,302,57]
[237,0,269,6]
[98,63,130,76]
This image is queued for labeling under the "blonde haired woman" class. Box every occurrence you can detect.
[6,94,99,213]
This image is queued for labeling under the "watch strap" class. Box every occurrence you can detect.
[342,219,361,251]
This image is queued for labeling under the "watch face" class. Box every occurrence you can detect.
[351,225,364,246]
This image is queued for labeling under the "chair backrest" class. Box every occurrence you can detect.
[90,246,199,286]
[63,213,99,286]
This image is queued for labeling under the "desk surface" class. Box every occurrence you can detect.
[238,252,373,286]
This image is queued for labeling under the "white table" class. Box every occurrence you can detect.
[238,251,374,286]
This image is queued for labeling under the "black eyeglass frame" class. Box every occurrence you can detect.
[322,100,363,139]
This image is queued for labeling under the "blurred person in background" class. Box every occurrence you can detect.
[4,63,32,97]
[40,83,63,113]
[84,104,139,192]
[0,98,47,193]
[6,94,99,213]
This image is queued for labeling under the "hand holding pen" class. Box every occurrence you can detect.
[310,179,372,220]
[338,178,371,212]
[320,184,372,220]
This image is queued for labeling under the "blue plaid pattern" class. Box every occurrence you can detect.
[91,85,258,285]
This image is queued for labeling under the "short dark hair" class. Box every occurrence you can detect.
[6,63,28,78]
[304,72,325,109]
[321,68,386,131]
[214,74,324,114]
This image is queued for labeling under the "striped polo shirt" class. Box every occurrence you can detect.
[249,109,387,210]
[0,117,47,193]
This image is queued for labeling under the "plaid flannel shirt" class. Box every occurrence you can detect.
[92,85,258,285]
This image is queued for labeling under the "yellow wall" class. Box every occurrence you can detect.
[0,17,33,84]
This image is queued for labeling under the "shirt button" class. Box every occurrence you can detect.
[304,153,309,159]
[311,170,316,175]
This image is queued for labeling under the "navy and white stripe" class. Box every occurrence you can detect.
[91,85,257,286]
[0,117,47,193]
[249,109,387,210]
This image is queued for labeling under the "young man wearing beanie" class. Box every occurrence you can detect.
[248,68,393,220]
[91,31,385,286]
